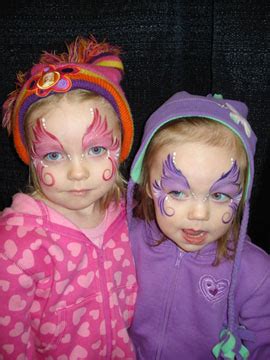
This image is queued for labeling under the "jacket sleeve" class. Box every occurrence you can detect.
[240,264,270,359]
[0,253,37,359]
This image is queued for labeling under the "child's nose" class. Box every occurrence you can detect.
[67,158,90,180]
[188,200,210,221]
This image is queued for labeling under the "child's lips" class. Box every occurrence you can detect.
[182,228,208,244]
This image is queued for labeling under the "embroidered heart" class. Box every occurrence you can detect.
[18,275,33,289]
[6,216,24,226]
[126,274,136,288]
[105,239,116,249]
[61,333,71,344]
[122,259,130,267]
[30,300,41,313]
[18,249,35,269]
[4,239,17,257]
[0,280,10,292]
[3,344,14,354]
[112,347,125,358]
[63,285,74,295]
[30,239,42,250]
[104,261,112,269]
[117,328,129,344]
[77,271,94,288]
[113,248,124,261]
[72,307,86,326]
[67,260,76,271]
[7,264,23,275]
[10,322,24,336]
[89,309,99,320]
[40,322,57,335]
[51,233,60,241]
[56,279,70,294]
[48,244,64,262]
[78,322,90,337]
[121,233,129,242]
[199,275,229,303]
[17,226,30,238]
[70,345,88,360]
[9,295,27,311]
[67,242,81,257]
[114,271,122,286]
[35,227,46,237]
[77,254,88,270]
[91,340,101,350]
[0,316,11,326]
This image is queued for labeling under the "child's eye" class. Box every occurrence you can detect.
[88,146,107,156]
[44,152,63,161]
[210,192,231,203]
[169,190,188,200]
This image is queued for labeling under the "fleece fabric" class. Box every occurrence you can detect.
[0,193,137,359]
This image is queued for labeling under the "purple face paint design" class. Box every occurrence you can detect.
[210,160,242,223]
[82,108,120,181]
[30,119,60,186]
[152,153,190,216]
[152,154,242,224]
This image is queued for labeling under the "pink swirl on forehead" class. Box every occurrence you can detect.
[82,108,119,151]
[83,108,120,181]
[31,118,65,160]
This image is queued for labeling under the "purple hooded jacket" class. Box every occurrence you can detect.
[127,92,270,359]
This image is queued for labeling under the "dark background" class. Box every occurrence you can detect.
[0,1,269,253]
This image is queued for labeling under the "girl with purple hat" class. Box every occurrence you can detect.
[127,91,270,359]
[0,35,137,359]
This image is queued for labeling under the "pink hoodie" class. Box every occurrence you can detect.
[0,193,137,359]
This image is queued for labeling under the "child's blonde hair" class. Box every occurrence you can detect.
[24,89,126,210]
[135,117,248,264]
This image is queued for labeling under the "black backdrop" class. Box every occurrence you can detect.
[0,1,269,253]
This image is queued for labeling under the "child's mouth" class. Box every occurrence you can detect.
[182,229,207,244]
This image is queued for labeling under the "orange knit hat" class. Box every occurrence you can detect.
[2,35,134,164]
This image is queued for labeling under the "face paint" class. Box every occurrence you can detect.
[209,160,242,223]
[30,118,61,186]
[152,153,190,216]
[152,154,242,224]
[82,108,120,181]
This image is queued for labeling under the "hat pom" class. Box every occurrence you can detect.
[2,69,26,133]
[212,329,249,359]
[39,35,121,66]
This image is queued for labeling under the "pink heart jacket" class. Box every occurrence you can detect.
[0,193,137,359]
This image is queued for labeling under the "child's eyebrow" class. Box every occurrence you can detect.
[160,153,190,191]
[82,108,116,151]
[209,161,242,196]
[31,118,64,158]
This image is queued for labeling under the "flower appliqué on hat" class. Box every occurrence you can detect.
[224,103,251,138]
[199,275,229,303]
[28,65,80,97]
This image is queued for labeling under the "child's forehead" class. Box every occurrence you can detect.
[153,141,238,180]
[30,97,119,133]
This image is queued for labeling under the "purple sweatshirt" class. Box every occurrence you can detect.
[129,218,270,359]
[127,92,270,359]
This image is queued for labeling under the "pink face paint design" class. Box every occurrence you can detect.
[152,154,190,216]
[30,118,62,186]
[209,160,242,224]
[82,108,120,181]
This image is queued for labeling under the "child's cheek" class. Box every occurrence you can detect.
[34,160,56,187]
